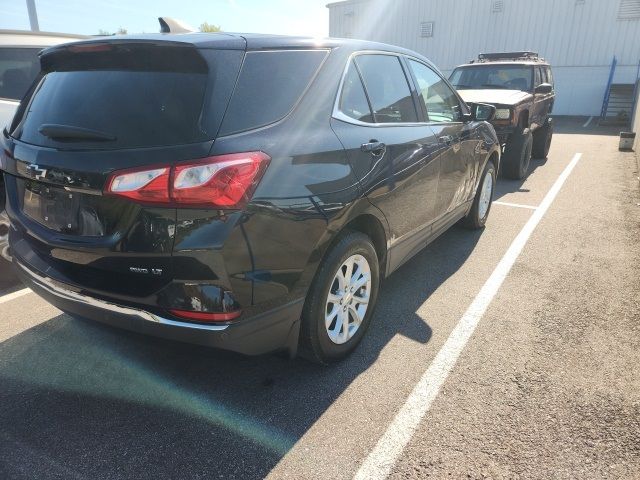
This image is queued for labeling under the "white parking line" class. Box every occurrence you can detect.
[493,200,538,210]
[0,288,31,305]
[583,116,593,128]
[353,153,583,480]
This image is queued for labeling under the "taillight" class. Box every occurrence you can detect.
[105,152,270,208]
[172,152,270,207]
[107,167,170,203]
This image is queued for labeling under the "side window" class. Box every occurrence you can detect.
[545,67,554,86]
[354,54,418,123]
[408,59,461,123]
[534,67,543,87]
[339,61,374,123]
[219,50,327,136]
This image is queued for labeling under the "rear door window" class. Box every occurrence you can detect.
[354,54,418,123]
[219,50,328,136]
[0,48,40,101]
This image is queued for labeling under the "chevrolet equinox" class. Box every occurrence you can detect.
[1,34,500,363]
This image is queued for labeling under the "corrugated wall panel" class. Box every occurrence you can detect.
[327,0,640,115]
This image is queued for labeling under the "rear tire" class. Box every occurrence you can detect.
[502,128,532,180]
[299,231,380,364]
[462,160,496,229]
[532,118,553,159]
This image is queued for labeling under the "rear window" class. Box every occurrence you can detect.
[0,48,40,101]
[219,50,328,136]
[11,44,243,150]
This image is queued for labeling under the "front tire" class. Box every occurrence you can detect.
[462,160,496,229]
[299,231,380,364]
[502,128,533,180]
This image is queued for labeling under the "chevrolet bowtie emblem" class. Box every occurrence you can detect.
[26,164,47,180]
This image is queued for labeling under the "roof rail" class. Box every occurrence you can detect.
[158,17,195,34]
[472,52,543,63]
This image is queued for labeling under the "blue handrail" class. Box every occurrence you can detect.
[631,59,640,127]
[600,56,617,119]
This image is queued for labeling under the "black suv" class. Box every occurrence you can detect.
[1,34,500,363]
[449,52,555,180]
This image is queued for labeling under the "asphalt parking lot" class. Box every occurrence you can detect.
[0,117,638,479]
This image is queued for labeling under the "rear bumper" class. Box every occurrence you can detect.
[14,258,303,356]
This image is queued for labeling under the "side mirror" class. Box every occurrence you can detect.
[535,83,553,94]
[466,103,495,122]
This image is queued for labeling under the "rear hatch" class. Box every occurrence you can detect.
[1,39,244,300]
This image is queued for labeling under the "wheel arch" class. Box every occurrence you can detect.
[517,109,530,128]
[301,199,390,292]
[341,212,388,278]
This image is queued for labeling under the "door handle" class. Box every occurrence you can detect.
[439,135,454,145]
[361,140,386,154]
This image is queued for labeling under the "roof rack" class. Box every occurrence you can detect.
[472,52,544,63]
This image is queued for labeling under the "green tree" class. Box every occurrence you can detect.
[199,22,221,32]
[97,27,128,35]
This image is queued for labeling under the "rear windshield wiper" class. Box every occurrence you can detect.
[38,124,116,141]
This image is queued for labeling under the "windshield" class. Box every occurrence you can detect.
[449,65,533,91]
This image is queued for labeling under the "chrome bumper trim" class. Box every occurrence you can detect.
[15,260,229,332]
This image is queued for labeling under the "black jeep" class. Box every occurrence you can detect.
[450,52,555,180]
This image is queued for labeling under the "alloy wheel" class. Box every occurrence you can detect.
[325,254,372,345]
[478,169,494,220]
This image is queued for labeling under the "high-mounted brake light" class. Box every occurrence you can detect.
[68,43,113,53]
[105,152,270,208]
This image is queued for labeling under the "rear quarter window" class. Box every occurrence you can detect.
[219,50,328,136]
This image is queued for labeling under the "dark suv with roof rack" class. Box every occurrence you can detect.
[450,52,555,180]
[1,33,500,363]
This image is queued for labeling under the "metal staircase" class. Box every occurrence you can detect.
[600,57,640,125]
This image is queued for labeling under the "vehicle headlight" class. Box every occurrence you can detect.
[494,108,511,120]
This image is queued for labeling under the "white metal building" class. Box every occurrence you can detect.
[327,0,640,116]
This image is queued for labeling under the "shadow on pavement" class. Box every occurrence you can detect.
[494,155,548,202]
[0,225,484,480]
[550,116,624,136]
[493,115,622,201]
